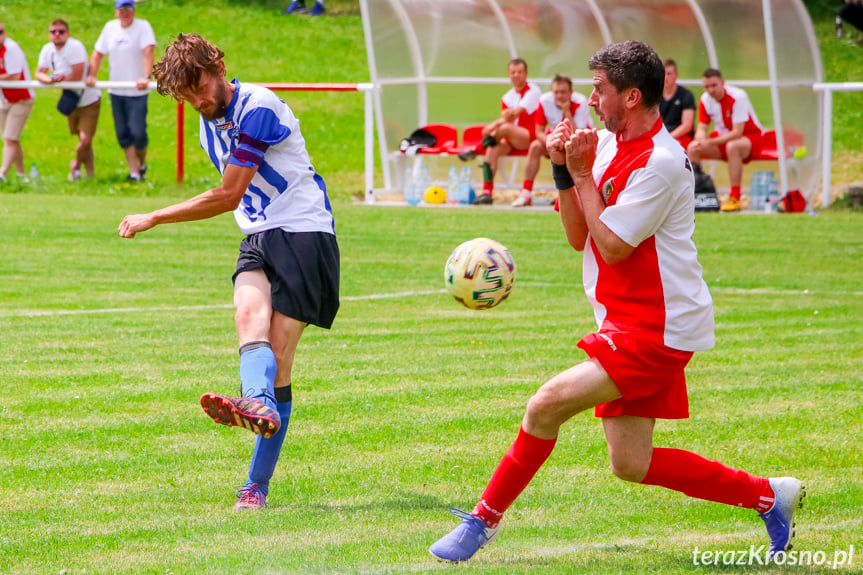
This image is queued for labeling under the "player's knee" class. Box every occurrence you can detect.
[526,388,563,425]
[234,305,269,333]
[609,455,649,483]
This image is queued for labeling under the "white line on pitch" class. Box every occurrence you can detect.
[0,289,449,318]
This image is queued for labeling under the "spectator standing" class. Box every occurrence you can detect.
[35,19,102,181]
[687,68,766,212]
[512,74,592,207]
[840,0,863,40]
[86,0,155,183]
[659,59,695,151]
[283,0,325,15]
[0,22,35,183]
[459,58,542,205]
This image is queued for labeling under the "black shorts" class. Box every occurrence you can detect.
[233,229,340,329]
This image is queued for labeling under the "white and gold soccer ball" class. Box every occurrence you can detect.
[444,238,516,310]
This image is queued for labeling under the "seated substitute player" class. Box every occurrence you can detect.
[659,58,695,151]
[429,41,804,563]
[512,74,593,207]
[459,58,542,205]
[687,68,766,212]
[118,33,340,510]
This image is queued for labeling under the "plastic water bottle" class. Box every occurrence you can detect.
[29,162,39,180]
[458,166,474,204]
[749,171,769,212]
[766,175,779,213]
[414,164,431,204]
[447,165,459,203]
[404,162,418,206]
[836,15,843,38]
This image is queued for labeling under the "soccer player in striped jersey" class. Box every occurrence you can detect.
[430,41,803,563]
[118,33,340,510]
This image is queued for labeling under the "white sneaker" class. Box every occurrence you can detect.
[511,191,532,207]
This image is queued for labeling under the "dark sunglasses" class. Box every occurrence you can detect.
[0,29,6,34]
[50,29,68,35]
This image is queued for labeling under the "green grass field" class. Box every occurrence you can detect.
[1,196,861,574]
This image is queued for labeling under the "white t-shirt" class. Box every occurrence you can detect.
[93,19,156,96]
[536,91,593,132]
[582,118,715,352]
[0,38,35,102]
[199,80,335,237]
[38,39,101,108]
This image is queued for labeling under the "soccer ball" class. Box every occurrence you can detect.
[444,238,516,310]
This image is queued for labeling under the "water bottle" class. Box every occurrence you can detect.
[414,164,431,205]
[447,165,459,203]
[749,171,768,212]
[29,162,39,180]
[836,15,843,38]
[404,162,418,206]
[458,166,475,204]
[766,175,779,213]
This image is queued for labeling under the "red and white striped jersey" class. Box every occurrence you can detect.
[536,91,593,132]
[583,118,715,352]
[698,85,762,136]
[501,82,542,133]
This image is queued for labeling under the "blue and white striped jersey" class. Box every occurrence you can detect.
[199,79,335,236]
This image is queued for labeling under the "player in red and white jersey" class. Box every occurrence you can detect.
[431,41,803,564]
[687,68,766,212]
[513,74,593,207]
[462,58,541,205]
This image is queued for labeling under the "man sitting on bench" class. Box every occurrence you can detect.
[460,58,541,205]
[512,74,592,207]
[687,68,766,212]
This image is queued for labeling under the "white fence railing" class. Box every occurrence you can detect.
[3,80,861,207]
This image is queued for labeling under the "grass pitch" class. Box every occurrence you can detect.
[0,195,860,574]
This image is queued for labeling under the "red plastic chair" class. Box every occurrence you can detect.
[412,124,458,155]
[449,125,487,157]
[753,129,804,161]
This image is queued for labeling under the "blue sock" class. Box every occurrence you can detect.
[239,342,277,411]
[246,398,292,495]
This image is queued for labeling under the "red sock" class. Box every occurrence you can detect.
[522,180,534,192]
[731,185,741,200]
[482,181,494,194]
[472,427,557,528]
[642,448,774,512]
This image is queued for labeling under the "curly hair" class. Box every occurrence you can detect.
[153,33,225,100]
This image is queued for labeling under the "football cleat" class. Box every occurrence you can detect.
[430,508,500,562]
[512,191,532,207]
[457,149,477,162]
[759,477,805,558]
[309,1,325,15]
[200,392,280,438]
[283,0,307,14]
[720,197,742,212]
[472,193,494,205]
[234,484,268,510]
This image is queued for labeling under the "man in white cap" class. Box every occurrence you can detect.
[86,0,156,183]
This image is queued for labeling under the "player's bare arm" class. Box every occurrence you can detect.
[709,122,746,146]
[548,120,587,251]
[565,129,635,265]
[119,163,258,238]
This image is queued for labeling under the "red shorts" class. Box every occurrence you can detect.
[711,130,766,164]
[577,327,693,419]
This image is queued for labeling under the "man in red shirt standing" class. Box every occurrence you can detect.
[460,58,541,205]
[0,22,35,183]
[430,41,803,564]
